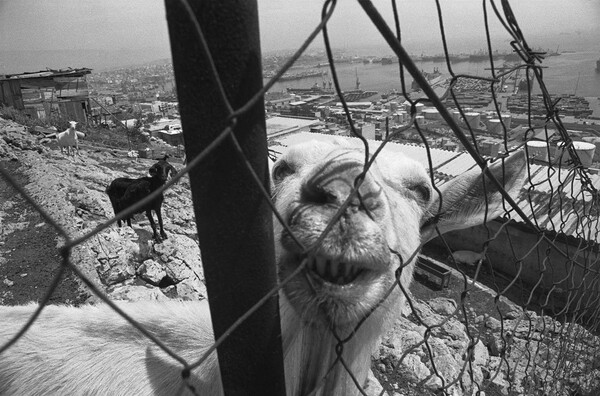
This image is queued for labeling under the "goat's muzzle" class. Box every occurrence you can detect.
[279,155,395,327]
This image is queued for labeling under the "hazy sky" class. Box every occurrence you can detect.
[259,0,599,53]
[0,0,170,52]
[0,0,598,69]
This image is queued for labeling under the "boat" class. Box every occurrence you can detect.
[411,67,442,90]
[467,50,521,63]
[341,69,377,101]
[342,90,378,102]
[279,70,325,81]
[546,46,561,57]
[469,50,490,62]
[596,59,600,73]
[420,54,447,62]
[287,82,332,95]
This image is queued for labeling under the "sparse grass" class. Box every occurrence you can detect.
[85,125,150,150]
[0,105,55,129]
[0,105,168,154]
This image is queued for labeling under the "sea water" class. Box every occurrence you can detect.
[266,49,600,98]
[266,31,600,99]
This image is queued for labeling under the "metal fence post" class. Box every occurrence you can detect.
[163,1,286,395]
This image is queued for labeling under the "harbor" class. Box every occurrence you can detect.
[264,48,600,99]
[263,47,600,166]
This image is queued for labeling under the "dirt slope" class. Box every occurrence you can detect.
[0,159,86,305]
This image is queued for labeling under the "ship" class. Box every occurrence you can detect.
[341,69,378,101]
[467,50,522,63]
[420,54,447,62]
[342,90,378,102]
[278,70,325,82]
[287,81,333,95]
[286,86,376,102]
[596,59,600,73]
[411,67,442,90]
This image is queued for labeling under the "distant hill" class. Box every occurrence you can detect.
[0,47,172,74]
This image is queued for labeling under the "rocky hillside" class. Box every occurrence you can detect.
[1,117,599,396]
[0,117,204,304]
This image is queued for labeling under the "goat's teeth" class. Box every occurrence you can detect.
[342,262,351,278]
[335,262,345,279]
[329,260,340,278]
[306,256,363,285]
[325,259,333,278]
[315,257,327,277]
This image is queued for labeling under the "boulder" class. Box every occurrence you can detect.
[137,259,167,285]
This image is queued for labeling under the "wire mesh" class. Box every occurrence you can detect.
[1,0,600,395]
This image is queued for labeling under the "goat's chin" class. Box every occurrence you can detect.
[279,252,398,330]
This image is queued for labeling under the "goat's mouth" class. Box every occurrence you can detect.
[280,252,394,327]
[304,255,365,286]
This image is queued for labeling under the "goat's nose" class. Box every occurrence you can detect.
[301,159,382,210]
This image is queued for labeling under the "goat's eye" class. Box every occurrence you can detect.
[408,183,431,202]
[272,160,294,182]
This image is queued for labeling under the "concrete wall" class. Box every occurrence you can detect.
[426,219,600,316]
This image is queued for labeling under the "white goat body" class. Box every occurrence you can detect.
[56,122,81,156]
[0,301,221,395]
[0,139,527,395]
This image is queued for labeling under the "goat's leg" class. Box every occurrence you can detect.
[111,204,122,227]
[146,210,160,242]
[155,207,167,240]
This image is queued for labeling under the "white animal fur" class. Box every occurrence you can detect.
[57,121,81,156]
[0,139,527,395]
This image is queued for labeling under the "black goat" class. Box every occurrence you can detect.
[106,157,177,242]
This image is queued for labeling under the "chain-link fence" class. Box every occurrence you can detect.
[1,0,600,395]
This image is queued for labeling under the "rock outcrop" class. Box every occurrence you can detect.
[0,117,203,302]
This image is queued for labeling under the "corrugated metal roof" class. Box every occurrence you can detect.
[269,131,600,241]
[271,131,461,169]
[266,117,322,137]
[0,68,92,81]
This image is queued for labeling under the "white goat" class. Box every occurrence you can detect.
[0,139,527,395]
[56,121,82,156]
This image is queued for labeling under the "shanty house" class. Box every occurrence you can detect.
[0,68,92,124]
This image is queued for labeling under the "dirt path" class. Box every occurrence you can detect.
[0,160,88,306]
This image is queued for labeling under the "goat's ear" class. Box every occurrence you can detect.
[421,150,527,242]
